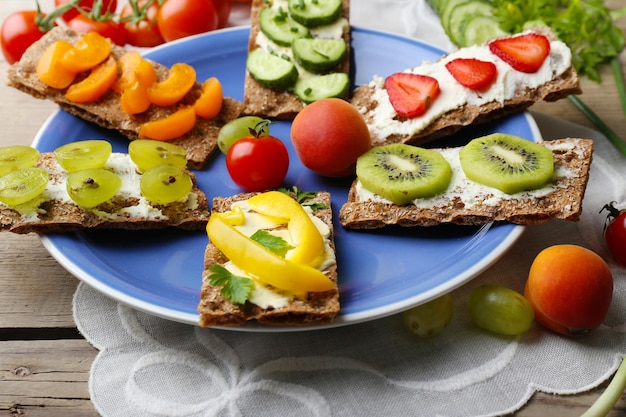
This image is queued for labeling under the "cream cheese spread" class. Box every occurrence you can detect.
[360,31,573,144]
[355,142,576,209]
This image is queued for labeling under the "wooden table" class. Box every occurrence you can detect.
[1,1,625,415]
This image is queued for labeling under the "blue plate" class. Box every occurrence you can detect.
[35,26,539,331]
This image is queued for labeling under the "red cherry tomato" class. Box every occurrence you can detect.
[54,0,118,23]
[601,202,626,266]
[157,0,218,42]
[1,10,51,64]
[211,0,233,29]
[66,13,126,46]
[120,0,165,47]
[226,135,289,192]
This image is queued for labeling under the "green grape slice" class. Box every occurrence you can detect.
[128,140,188,172]
[54,140,112,172]
[402,294,454,338]
[140,164,193,205]
[0,145,40,177]
[66,168,122,208]
[0,167,49,206]
[467,284,535,336]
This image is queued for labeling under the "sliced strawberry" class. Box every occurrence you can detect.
[489,33,550,73]
[384,72,440,118]
[445,58,497,90]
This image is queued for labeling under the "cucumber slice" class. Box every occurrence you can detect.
[461,15,507,46]
[294,73,349,103]
[247,49,298,91]
[259,7,310,47]
[288,0,342,28]
[447,1,494,45]
[292,38,347,73]
[440,0,471,31]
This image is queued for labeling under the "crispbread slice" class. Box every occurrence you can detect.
[6,27,244,170]
[198,191,339,327]
[350,27,582,147]
[339,138,593,229]
[242,0,351,119]
[0,153,209,234]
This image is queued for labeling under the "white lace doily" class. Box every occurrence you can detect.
[71,2,626,416]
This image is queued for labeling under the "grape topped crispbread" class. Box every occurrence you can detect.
[0,152,209,234]
[198,191,339,327]
[339,138,593,229]
[242,0,351,119]
[6,27,244,170]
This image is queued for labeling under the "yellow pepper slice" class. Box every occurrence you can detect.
[207,213,335,293]
[60,31,111,73]
[65,55,118,103]
[247,191,325,267]
[148,62,196,107]
[37,40,77,89]
[194,77,223,119]
[138,105,196,141]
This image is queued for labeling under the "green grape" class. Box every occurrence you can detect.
[128,140,187,172]
[0,145,40,177]
[402,293,454,338]
[0,167,48,206]
[217,116,270,154]
[468,284,535,336]
[54,140,112,172]
[140,164,192,205]
[66,168,122,208]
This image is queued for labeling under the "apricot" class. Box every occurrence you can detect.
[290,98,371,177]
[524,244,613,336]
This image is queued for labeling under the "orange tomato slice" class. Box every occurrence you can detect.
[148,63,196,107]
[138,106,196,141]
[194,77,223,119]
[37,40,77,89]
[65,56,118,103]
[60,31,112,73]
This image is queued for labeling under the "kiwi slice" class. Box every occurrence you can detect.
[356,144,452,205]
[459,133,554,194]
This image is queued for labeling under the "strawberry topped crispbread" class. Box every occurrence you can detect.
[350,28,581,147]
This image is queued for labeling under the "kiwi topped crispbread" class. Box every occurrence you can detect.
[339,138,593,229]
[198,191,339,327]
[6,27,245,170]
[0,153,209,234]
[242,0,351,119]
[350,27,582,147]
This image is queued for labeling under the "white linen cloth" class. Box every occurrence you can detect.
[72,1,626,416]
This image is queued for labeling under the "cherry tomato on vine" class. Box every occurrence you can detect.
[1,10,53,64]
[54,0,118,23]
[225,122,289,192]
[67,13,126,46]
[120,0,165,47]
[212,0,233,29]
[157,0,218,42]
[601,202,626,266]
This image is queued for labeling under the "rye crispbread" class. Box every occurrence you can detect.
[350,27,582,147]
[339,138,593,229]
[242,0,351,119]
[0,153,209,234]
[6,27,245,170]
[198,191,339,327]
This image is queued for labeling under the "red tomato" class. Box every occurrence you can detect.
[1,10,51,64]
[67,13,126,46]
[226,135,289,192]
[601,202,626,266]
[120,0,165,47]
[212,0,233,29]
[157,0,218,42]
[54,0,118,23]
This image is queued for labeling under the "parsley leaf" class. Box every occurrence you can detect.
[277,186,328,210]
[208,265,254,305]
[250,229,294,257]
